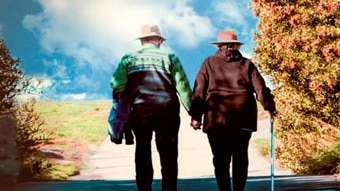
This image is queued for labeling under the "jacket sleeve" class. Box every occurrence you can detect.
[110,54,129,99]
[189,58,209,120]
[169,54,192,112]
[249,61,276,112]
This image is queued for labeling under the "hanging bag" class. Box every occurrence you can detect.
[107,96,134,145]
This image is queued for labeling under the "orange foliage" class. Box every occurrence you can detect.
[250,0,340,174]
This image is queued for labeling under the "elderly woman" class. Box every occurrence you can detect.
[189,30,277,191]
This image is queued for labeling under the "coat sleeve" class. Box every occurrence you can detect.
[189,58,209,120]
[249,61,276,112]
[170,54,192,112]
[110,54,129,99]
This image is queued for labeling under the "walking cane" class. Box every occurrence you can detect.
[270,117,275,191]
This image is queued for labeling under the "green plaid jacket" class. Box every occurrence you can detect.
[110,43,192,112]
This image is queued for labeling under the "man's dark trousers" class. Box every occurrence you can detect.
[131,102,180,191]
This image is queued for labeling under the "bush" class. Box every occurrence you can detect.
[297,142,340,174]
[251,0,340,174]
[16,101,55,181]
[253,138,270,156]
[0,38,55,182]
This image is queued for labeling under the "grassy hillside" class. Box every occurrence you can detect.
[35,100,111,145]
[34,99,268,148]
[33,100,112,179]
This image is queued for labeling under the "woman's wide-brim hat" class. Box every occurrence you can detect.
[136,24,166,40]
[210,30,243,45]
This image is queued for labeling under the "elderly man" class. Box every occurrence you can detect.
[190,30,277,191]
[110,24,192,191]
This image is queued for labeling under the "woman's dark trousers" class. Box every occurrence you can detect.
[207,128,252,191]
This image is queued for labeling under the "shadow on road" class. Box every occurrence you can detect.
[5,175,340,191]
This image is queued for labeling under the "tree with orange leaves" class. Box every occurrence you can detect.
[250,0,340,174]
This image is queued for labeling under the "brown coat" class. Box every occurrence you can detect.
[189,49,276,132]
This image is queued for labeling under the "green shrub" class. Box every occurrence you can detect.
[0,38,70,182]
[299,142,340,174]
[253,138,270,156]
[16,101,55,181]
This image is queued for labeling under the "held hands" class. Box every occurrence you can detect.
[191,118,202,130]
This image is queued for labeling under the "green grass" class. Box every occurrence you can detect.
[253,138,270,156]
[32,100,112,180]
[35,100,111,144]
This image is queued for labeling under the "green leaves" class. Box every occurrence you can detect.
[251,0,340,174]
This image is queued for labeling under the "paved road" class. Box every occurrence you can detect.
[69,112,291,180]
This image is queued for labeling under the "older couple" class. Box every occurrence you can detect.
[110,24,276,191]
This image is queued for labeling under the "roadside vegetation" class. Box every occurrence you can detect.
[251,0,340,174]
[0,37,110,182]
[253,138,270,157]
[0,38,54,183]
[34,100,109,144]
[17,99,111,181]
[32,100,111,180]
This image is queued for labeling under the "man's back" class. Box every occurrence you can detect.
[123,43,178,106]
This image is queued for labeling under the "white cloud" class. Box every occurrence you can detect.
[211,0,251,27]
[22,0,214,66]
[42,59,69,80]
[17,77,53,102]
[23,77,52,94]
[60,93,87,101]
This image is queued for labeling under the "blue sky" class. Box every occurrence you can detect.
[0,0,259,101]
